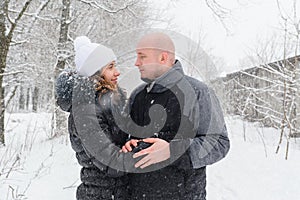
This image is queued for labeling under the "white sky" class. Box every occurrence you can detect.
[151,0,299,73]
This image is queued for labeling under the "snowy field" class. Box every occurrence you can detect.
[0,113,299,200]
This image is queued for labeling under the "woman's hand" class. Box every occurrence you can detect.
[120,139,140,153]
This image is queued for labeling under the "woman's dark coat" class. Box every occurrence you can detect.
[56,71,128,200]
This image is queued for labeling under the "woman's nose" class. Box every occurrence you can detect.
[115,69,120,76]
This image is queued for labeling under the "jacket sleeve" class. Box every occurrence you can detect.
[169,86,230,169]
[55,70,76,112]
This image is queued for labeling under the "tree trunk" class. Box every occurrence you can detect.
[26,88,30,110]
[0,74,5,145]
[0,0,9,145]
[19,86,25,110]
[32,86,39,112]
[52,0,71,137]
[55,0,71,76]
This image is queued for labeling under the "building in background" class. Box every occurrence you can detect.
[212,55,300,137]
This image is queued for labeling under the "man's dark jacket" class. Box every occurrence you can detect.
[126,60,230,199]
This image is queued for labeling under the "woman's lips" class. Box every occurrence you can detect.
[111,78,118,83]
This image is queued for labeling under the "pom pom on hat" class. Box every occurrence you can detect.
[74,36,116,77]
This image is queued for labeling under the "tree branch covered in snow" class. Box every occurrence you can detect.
[6,0,33,40]
[77,0,137,13]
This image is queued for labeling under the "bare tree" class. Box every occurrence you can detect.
[0,0,34,145]
[275,0,300,159]
[52,0,71,137]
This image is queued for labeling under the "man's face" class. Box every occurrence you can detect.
[135,48,165,80]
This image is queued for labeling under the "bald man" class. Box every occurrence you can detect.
[122,32,230,199]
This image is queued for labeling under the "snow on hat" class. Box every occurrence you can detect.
[74,36,116,77]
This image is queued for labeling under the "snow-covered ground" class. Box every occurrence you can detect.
[207,116,300,200]
[0,113,299,200]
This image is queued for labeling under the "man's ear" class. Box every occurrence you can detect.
[160,52,168,64]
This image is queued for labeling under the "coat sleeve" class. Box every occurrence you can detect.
[169,86,230,169]
[55,70,76,112]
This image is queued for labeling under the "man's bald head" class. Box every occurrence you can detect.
[136,32,175,65]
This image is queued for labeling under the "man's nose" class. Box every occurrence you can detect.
[135,58,141,67]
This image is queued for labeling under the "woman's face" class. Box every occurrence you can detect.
[101,61,120,85]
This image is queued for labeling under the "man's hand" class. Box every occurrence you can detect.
[133,138,170,169]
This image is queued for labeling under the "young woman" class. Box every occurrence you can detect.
[56,36,128,200]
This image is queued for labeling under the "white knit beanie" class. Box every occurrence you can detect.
[74,36,116,77]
